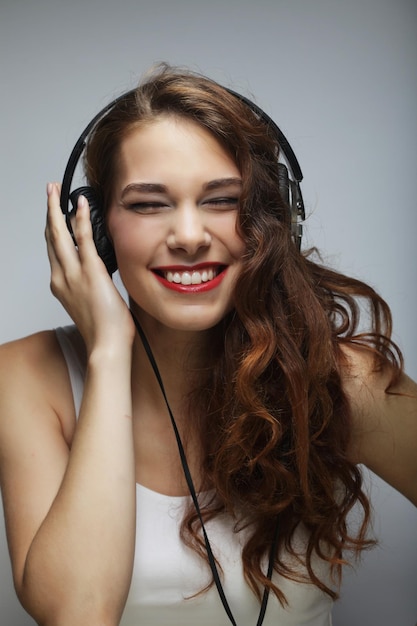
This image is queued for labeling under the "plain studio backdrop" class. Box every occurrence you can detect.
[0,1,416,624]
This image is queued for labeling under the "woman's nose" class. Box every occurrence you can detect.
[167,205,211,254]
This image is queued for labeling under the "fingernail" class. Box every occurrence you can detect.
[78,195,86,208]
[47,182,53,195]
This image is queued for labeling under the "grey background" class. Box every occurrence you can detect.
[0,0,416,624]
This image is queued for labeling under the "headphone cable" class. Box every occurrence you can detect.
[131,310,279,626]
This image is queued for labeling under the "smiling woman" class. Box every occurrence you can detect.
[0,64,416,626]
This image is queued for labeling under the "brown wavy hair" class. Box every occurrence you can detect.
[84,64,402,604]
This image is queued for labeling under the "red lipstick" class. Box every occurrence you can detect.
[152,264,228,293]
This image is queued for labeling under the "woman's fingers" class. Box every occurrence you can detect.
[46,183,106,273]
[70,194,103,268]
[45,182,79,269]
[45,180,113,302]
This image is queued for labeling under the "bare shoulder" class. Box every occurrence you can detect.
[339,343,417,505]
[0,330,78,586]
[0,330,76,444]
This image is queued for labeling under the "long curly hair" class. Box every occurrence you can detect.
[84,64,402,604]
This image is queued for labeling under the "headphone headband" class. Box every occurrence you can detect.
[60,91,130,216]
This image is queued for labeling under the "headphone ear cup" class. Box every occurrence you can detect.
[277,164,303,249]
[277,162,290,205]
[69,186,118,275]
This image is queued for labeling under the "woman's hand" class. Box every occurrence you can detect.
[45,182,135,355]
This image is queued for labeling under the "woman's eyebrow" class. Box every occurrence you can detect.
[121,182,167,197]
[203,177,242,191]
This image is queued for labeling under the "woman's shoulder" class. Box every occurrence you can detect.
[0,328,77,445]
[339,343,417,505]
[1,327,61,359]
[0,328,70,390]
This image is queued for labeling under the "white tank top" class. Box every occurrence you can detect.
[55,325,334,626]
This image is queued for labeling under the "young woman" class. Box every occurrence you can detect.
[0,65,416,626]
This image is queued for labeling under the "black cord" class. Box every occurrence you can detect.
[131,312,279,626]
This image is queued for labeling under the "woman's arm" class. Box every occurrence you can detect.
[342,344,417,506]
[0,185,137,625]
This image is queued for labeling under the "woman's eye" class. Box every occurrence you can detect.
[127,202,168,213]
[205,197,239,209]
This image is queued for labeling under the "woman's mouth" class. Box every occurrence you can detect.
[152,265,227,293]
[165,267,218,285]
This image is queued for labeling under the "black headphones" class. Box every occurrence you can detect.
[60,85,305,275]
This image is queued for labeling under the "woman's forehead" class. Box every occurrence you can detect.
[116,116,241,184]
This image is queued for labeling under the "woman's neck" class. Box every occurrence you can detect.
[130,313,214,424]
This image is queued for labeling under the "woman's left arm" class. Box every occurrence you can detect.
[341,345,417,506]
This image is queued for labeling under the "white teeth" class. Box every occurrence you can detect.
[182,272,192,285]
[165,268,216,285]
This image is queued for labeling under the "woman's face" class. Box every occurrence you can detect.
[107,116,245,335]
